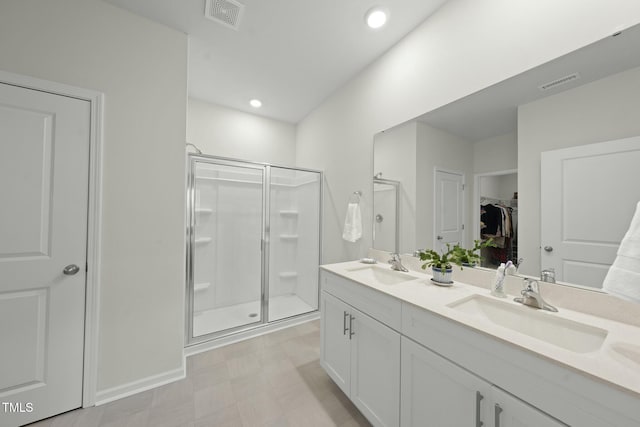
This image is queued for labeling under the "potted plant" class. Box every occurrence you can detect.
[451,238,496,267]
[419,239,496,283]
[418,245,456,283]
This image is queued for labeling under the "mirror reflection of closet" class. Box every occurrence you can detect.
[475,170,518,269]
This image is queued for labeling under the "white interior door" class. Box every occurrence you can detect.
[434,170,464,252]
[541,136,640,288]
[0,82,90,426]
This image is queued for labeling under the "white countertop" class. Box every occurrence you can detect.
[321,260,640,398]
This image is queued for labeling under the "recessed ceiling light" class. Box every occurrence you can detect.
[365,7,388,29]
[249,99,262,108]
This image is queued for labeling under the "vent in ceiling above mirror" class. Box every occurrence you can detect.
[538,73,581,91]
[205,0,245,31]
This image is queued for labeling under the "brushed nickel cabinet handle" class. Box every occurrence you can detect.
[349,315,355,339]
[495,403,503,427]
[343,311,349,335]
[475,391,484,427]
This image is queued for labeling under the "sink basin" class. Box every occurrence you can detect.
[345,265,416,285]
[610,342,640,367]
[448,295,608,353]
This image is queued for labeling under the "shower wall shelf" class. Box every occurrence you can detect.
[195,237,212,244]
[278,272,298,279]
[279,234,299,240]
[196,175,318,189]
[194,282,211,292]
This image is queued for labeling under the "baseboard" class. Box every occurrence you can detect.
[94,365,186,406]
[184,311,320,356]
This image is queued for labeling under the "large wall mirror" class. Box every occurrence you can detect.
[373,23,640,290]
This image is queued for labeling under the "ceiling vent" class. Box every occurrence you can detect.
[205,0,245,31]
[538,73,581,91]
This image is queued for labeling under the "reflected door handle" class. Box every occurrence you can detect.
[544,246,553,252]
[437,235,443,240]
[63,264,80,275]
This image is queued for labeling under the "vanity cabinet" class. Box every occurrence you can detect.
[401,337,565,427]
[320,271,401,427]
[320,265,638,427]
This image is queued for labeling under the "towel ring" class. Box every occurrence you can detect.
[349,191,362,204]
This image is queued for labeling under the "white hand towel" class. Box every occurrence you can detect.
[603,201,640,303]
[342,202,362,243]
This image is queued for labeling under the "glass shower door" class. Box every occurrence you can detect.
[188,158,265,341]
[268,167,321,322]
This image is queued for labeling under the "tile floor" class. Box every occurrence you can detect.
[29,320,371,427]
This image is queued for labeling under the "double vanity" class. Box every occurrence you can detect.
[319,260,640,427]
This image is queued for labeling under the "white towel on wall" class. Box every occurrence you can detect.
[603,201,640,303]
[342,202,362,243]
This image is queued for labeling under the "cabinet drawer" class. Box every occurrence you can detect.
[321,270,402,331]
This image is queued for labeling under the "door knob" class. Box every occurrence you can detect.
[544,246,553,252]
[63,264,80,275]
[437,235,443,240]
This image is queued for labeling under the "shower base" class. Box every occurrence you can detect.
[193,294,314,337]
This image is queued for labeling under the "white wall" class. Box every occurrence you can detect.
[416,123,474,249]
[188,98,296,165]
[373,121,417,254]
[0,0,187,394]
[473,132,517,174]
[296,0,640,265]
[518,65,640,276]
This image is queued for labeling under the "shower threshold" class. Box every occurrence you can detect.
[193,294,314,337]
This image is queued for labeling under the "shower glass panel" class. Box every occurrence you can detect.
[186,155,323,346]
[268,167,321,321]
[189,159,265,338]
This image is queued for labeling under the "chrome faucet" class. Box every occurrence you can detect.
[514,278,558,312]
[388,253,409,272]
[540,268,556,284]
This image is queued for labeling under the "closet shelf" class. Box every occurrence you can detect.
[279,210,299,217]
[195,237,212,244]
[194,282,210,292]
[279,234,299,240]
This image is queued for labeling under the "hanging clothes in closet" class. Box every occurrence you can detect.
[480,202,515,264]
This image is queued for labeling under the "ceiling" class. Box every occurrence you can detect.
[103,0,449,123]
[416,23,640,141]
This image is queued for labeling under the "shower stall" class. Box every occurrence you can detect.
[185,155,322,346]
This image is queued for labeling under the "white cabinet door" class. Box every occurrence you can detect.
[401,337,489,427]
[491,386,566,427]
[350,308,400,427]
[320,291,351,396]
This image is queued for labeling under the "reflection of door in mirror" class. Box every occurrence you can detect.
[476,171,518,268]
[434,169,464,252]
[373,178,400,253]
[541,136,640,289]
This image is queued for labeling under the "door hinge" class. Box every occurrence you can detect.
[462,224,465,230]
[85,262,88,272]
[462,184,465,190]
